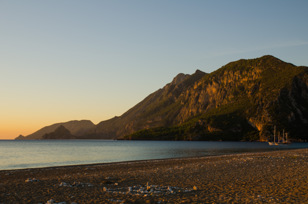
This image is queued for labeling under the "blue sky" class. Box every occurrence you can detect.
[1,0,308,139]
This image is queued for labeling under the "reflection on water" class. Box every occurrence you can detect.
[0,140,307,170]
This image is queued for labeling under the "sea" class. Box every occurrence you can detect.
[0,140,307,170]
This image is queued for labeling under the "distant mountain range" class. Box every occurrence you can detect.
[16,120,95,140]
[16,55,308,141]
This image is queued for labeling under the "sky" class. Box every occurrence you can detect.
[1,0,308,139]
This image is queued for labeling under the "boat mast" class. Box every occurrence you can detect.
[274,126,276,143]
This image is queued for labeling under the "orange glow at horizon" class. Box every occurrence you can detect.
[0,118,53,140]
[0,127,34,140]
[0,117,105,140]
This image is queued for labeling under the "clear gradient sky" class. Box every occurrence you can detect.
[1,0,308,139]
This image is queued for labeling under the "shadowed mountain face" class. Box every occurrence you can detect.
[42,125,76,139]
[17,55,308,141]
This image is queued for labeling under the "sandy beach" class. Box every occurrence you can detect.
[0,149,307,204]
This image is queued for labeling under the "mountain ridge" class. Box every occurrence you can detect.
[16,55,308,141]
[19,120,95,140]
[126,55,308,141]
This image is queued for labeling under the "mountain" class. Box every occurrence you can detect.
[125,55,308,141]
[42,125,76,139]
[16,120,95,140]
[17,55,308,141]
[15,135,26,140]
[92,69,207,139]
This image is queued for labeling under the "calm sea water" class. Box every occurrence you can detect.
[0,140,307,170]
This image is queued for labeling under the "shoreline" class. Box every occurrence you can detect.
[0,140,308,171]
[0,151,271,172]
[0,148,297,172]
[1,149,307,203]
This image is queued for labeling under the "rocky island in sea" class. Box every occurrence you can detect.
[16,55,308,142]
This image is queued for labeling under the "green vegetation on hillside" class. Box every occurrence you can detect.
[124,100,259,141]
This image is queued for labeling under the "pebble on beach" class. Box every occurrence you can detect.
[25,178,39,183]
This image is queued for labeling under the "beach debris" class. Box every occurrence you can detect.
[25,178,39,183]
[59,181,93,188]
[167,186,175,193]
[128,187,133,193]
[72,182,82,187]
[102,183,195,196]
[45,199,67,204]
[100,177,118,185]
[46,199,55,204]
[146,182,151,191]
[108,199,124,203]
[73,181,93,187]
[59,182,71,187]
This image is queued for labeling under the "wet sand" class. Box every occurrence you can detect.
[0,149,307,204]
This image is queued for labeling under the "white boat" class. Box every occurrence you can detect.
[279,131,291,145]
[269,126,290,145]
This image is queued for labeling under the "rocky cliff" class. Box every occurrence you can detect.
[125,55,308,141]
